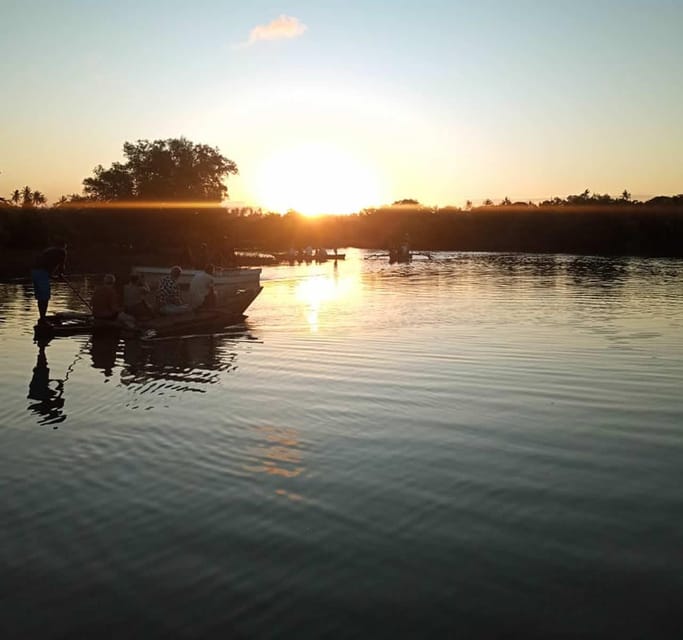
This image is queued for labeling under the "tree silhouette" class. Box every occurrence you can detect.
[82,137,238,202]
[21,185,35,207]
[10,189,21,205]
[83,163,134,200]
[32,190,46,207]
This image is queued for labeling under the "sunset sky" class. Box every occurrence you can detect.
[1,0,682,213]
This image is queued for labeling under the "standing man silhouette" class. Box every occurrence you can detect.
[31,239,67,325]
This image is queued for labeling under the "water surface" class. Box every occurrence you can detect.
[1,250,682,638]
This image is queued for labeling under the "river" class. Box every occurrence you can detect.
[1,249,682,638]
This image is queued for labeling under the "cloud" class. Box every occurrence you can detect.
[242,15,307,46]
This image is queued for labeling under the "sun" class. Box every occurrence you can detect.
[253,143,383,216]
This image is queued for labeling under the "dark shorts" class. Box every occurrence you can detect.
[31,269,51,301]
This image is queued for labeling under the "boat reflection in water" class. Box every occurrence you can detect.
[27,339,66,427]
[86,325,257,396]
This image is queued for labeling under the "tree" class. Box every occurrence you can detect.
[32,190,46,207]
[21,185,33,207]
[83,163,134,200]
[54,193,91,207]
[6,186,46,207]
[392,199,420,206]
[82,137,238,202]
[482,198,493,206]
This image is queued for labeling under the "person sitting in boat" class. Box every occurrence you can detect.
[189,264,217,311]
[31,239,67,326]
[157,266,190,315]
[91,274,136,328]
[123,273,152,319]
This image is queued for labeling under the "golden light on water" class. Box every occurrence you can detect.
[295,271,357,332]
[253,143,383,216]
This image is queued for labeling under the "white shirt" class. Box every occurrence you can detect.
[189,271,214,309]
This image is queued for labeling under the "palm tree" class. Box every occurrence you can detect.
[10,189,21,205]
[21,185,33,207]
[32,190,46,206]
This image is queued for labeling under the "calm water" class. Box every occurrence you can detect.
[1,250,682,638]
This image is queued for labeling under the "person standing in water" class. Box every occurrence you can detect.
[31,240,67,325]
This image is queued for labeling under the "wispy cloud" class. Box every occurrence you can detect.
[238,15,307,47]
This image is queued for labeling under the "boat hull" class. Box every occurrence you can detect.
[34,287,263,339]
[133,266,261,298]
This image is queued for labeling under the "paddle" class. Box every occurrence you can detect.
[60,275,93,312]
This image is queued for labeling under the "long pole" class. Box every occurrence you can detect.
[61,276,92,311]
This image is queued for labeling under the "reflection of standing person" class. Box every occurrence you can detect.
[27,340,66,426]
[31,240,67,325]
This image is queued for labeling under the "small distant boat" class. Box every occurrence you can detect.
[389,245,412,264]
[273,251,345,263]
[34,288,262,339]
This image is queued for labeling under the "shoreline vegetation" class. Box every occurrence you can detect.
[2,194,682,279]
[2,138,681,278]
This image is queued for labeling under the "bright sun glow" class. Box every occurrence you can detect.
[253,143,383,216]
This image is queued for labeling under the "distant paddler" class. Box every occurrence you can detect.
[31,239,67,326]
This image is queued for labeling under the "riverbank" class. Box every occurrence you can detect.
[2,200,682,279]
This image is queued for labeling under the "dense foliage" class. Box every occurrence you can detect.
[81,138,238,201]
[1,192,682,277]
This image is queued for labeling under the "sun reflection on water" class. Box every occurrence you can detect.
[295,271,357,332]
[245,426,307,502]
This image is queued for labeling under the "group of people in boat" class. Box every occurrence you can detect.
[285,246,338,264]
[89,265,218,327]
[30,241,218,329]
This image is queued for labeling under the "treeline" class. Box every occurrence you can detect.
[1,192,682,275]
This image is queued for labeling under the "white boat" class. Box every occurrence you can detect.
[132,266,262,308]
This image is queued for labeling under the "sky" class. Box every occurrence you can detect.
[1,0,682,213]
